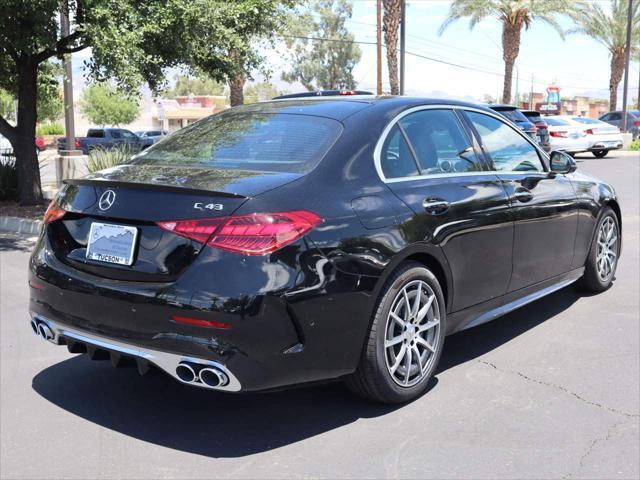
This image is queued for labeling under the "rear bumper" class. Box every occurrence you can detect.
[29,231,374,392]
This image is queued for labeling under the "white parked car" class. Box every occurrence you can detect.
[544,117,591,155]
[555,116,623,158]
[0,134,13,162]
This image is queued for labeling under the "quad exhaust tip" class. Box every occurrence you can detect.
[175,362,229,389]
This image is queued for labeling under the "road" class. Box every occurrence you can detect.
[1,151,639,479]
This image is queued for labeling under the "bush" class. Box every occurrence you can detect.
[36,122,64,136]
[0,158,18,201]
[87,144,135,173]
[629,139,640,151]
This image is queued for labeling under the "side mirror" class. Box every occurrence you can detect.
[549,151,577,174]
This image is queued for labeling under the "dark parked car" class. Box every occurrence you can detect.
[599,110,640,139]
[30,98,621,404]
[57,128,143,154]
[521,110,551,152]
[488,104,538,142]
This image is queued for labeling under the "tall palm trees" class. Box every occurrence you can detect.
[383,0,402,95]
[569,0,640,110]
[439,0,570,104]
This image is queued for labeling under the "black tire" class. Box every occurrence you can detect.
[577,206,620,292]
[592,149,608,158]
[346,262,446,404]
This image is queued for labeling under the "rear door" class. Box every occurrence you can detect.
[464,109,579,291]
[378,107,514,311]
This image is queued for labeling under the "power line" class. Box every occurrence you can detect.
[274,34,610,92]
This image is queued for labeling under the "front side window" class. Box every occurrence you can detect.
[466,111,544,173]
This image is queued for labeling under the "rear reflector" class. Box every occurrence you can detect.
[171,315,232,329]
[28,280,44,290]
[43,201,66,224]
[585,129,594,135]
[157,210,322,255]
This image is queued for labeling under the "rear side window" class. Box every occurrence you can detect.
[87,129,105,138]
[380,125,420,179]
[545,118,570,126]
[571,117,599,124]
[609,113,621,121]
[131,112,342,174]
[110,130,122,139]
[399,109,481,174]
[467,111,544,173]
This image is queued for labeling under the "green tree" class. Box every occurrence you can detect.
[80,83,140,126]
[439,0,571,104]
[568,0,640,110]
[0,0,292,205]
[282,0,362,91]
[244,81,282,103]
[163,73,226,98]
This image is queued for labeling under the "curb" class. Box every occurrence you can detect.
[0,216,42,235]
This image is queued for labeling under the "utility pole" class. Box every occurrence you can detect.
[530,74,534,110]
[59,1,80,157]
[621,0,633,132]
[376,0,382,95]
[399,0,406,96]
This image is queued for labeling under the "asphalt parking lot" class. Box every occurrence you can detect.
[1,151,638,479]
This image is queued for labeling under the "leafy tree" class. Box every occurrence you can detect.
[80,83,140,126]
[568,0,640,110]
[0,0,292,205]
[383,0,402,95]
[163,73,226,98]
[244,81,283,103]
[282,0,362,91]
[439,0,571,104]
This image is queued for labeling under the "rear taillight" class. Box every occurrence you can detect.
[157,210,322,255]
[74,139,81,149]
[535,123,547,129]
[550,131,568,138]
[43,201,66,224]
[634,120,640,126]
[338,90,357,95]
[585,129,594,135]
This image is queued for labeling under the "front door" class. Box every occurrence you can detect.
[379,107,514,311]
[464,110,579,291]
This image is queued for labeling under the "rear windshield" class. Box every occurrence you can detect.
[130,112,342,174]
[522,112,542,122]
[545,118,570,126]
[571,117,600,124]
[495,109,528,123]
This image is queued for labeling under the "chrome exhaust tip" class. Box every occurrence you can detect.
[38,323,54,341]
[175,363,197,383]
[31,319,39,336]
[199,367,229,388]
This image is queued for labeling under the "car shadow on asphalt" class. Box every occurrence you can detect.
[32,285,586,458]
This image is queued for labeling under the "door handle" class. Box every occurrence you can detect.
[423,197,450,215]
[513,187,533,203]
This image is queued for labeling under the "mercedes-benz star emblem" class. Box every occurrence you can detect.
[98,190,116,211]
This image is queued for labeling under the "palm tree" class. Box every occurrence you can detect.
[439,0,570,104]
[383,0,402,95]
[568,0,640,111]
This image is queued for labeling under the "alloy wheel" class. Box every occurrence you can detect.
[384,280,440,387]
[596,216,618,282]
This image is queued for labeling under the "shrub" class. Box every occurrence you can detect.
[87,144,135,173]
[629,139,640,151]
[36,122,64,136]
[0,158,18,201]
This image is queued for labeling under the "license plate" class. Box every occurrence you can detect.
[86,222,138,266]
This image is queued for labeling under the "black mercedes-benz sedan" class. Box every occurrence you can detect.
[29,97,621,403]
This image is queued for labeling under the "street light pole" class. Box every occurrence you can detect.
[399,0,406,96]
[59,1,80,157]
[620,0,633,132]
[376,0,382,95]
